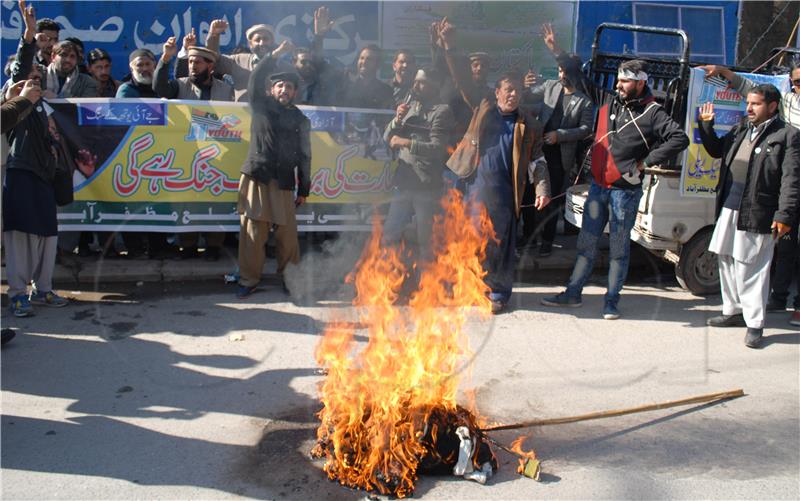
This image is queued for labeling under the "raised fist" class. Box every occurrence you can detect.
[209,19,229,36]
[162,36,178,60]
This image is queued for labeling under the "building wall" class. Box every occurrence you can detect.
[736,0,799,69]
[575,0,740,65]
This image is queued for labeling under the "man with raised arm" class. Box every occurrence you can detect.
[203,19,282,102]
[436,18,551,314]
[292,6,340,106]
[538,23,689,320]
[12,0,95,99]
[236,39,310,298]
[700,62,800,327]
[154,33,234,261]
[697,87,800,347]
[521,48,594,257]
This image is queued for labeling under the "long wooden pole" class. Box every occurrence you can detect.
[480,389,744,433]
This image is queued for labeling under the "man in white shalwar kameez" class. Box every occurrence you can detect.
[697,84,800,348]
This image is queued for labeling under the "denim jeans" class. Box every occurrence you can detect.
[382,186,440,260]
[565,181,643,304]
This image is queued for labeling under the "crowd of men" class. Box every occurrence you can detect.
[2,0,799,349]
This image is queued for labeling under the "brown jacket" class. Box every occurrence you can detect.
[444,49,549,217]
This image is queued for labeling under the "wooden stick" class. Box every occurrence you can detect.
[480,389,744,432]
[777,16,800,67]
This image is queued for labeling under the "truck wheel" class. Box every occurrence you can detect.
[675,228,719,295]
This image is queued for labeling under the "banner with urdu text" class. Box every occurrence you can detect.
[52,98,395,232]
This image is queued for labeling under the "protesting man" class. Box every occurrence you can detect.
[540,25,689,319]
[87,48,119,97]
[4,58,69,317]
[701,62,800,326]
[204,18,293,102]
[698,86,800,347]
[389,49,418,107]
[13,1,95,99]
[383,66,454,259]
[437,19,551,314]
[116,48,158,98]
[292,7,339,106]
[154,34,234,261]
[236,41,310,298]
[522,46,594,256]
[337,44,394,109]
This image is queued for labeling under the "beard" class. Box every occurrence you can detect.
[132,71,153,85]
[190,69,210,86]
[252,45,270,59]
[55,62,74,77]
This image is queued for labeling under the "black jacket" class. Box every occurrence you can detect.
[5,98,58,184]
[241,55,311,196]
[588,86,689,189]
[1,96,34,134]
[699,117,800,234]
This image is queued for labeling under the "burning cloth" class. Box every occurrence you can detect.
[312,191,499,497]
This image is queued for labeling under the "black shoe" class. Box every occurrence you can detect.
[204,247,220,261]
[744,328,763,348]
[1,328,16,346]
[707,313,746,327]
[538,241,553,257]
[766,297,787,312]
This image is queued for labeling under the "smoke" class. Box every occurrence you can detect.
[282,232,372,304]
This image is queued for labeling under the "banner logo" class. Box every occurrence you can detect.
[185,109,243,142]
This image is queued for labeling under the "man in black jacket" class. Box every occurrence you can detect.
[3,62,70,317]
[541,58,689,319]
[698,84,800,348]
[236,41,311,298]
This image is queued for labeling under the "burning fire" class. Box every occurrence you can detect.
[313,190,496,497]
[510,435,539,479]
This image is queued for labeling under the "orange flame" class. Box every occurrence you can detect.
[314,190,495,497]
[510,435,537,474]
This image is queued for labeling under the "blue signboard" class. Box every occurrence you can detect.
[78,101,167,126]
[1,1,379,82]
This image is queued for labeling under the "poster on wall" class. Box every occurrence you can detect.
[681,68,789,197]
[51,98,395,232]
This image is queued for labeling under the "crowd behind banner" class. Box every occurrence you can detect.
[2,0,799,345]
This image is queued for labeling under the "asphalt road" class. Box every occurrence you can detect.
[2,274,798,499]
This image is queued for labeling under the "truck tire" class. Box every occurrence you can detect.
[675,227,719,295]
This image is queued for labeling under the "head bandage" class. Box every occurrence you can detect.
[618,68,648,81]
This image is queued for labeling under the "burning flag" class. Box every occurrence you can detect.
[312,190,502,497]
